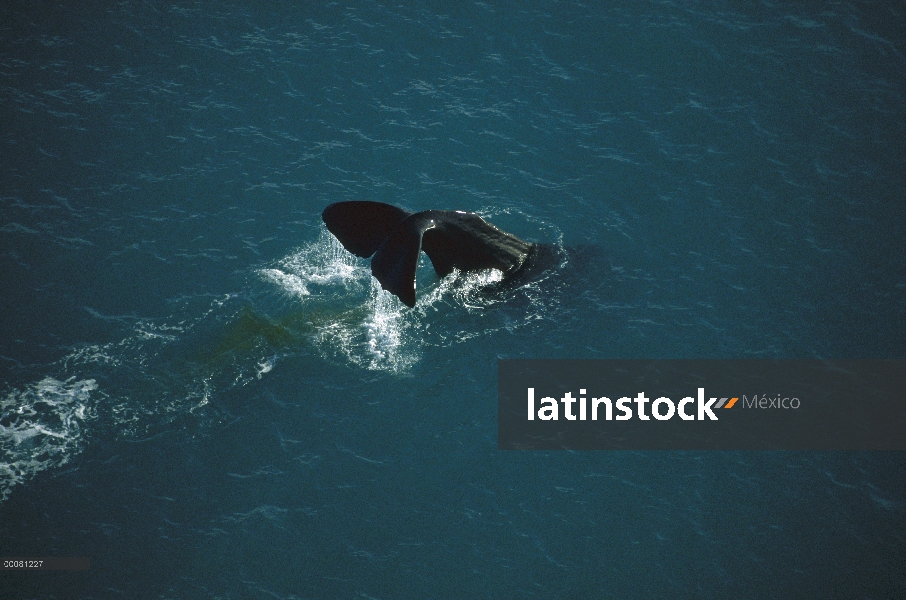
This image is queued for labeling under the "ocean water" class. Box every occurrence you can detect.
[1,1,904,598]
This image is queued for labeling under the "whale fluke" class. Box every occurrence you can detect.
[320,201,412,258]
[322,201,533,307]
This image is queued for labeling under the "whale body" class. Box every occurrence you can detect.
[322,201,535,307]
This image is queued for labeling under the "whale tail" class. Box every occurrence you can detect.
[322,201,533,307]
[321,201,412,258]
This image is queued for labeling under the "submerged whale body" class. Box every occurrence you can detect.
[322,201,539,307]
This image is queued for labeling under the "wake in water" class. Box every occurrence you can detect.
[0,218,566,503]
[0,294,268,502]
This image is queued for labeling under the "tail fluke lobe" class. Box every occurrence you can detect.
[321,201,411,258]
[371,215,435,308]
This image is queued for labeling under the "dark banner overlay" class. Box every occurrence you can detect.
[498,360,905,450]
[1,557,90,570]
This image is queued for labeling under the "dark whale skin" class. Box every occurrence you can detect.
[322,201,534,307]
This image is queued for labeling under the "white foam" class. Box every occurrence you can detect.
[260,222,556,373]
[259,227,421,372]
[261,228,366,299]
[256,356,276,379]
[260,268,311,296]
[0,377,99,503]
[360,279,419,372]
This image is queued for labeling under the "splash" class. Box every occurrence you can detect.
[260,223,561,373]
[360,278,420,372]
[262,226,421,373]
[300,280,421,375]
[260,228,365,299]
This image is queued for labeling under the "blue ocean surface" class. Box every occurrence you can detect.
[1,1,904,598]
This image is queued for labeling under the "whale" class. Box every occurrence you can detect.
[322,201,542,307]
